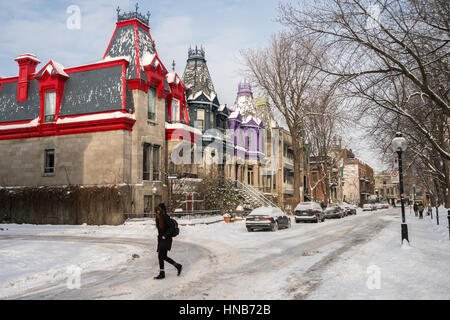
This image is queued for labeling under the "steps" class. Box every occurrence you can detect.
[234,180,278,210]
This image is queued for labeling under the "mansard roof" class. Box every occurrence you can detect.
[103,17,156,82]
[0,59,131,123]
[182,46,218,103]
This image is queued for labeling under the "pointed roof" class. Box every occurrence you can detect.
[35,61,69,78]
[182,46,217,102]
[103,6,156,81]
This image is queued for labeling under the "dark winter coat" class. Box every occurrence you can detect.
[413,203,418,212]
[156,213,175,252]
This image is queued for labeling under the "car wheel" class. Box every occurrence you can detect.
[247,227,253,232]
[271,222,279,232]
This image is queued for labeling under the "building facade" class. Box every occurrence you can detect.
[341,149,375,207]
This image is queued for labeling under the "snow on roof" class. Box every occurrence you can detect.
[51,61,69,77]
[102,56,131,63]
[56,111,135,124]
[218,104,226,112]
[166,72,180,85]
[141,52,156,66]
[15,53,40,63]
[229,109,241,119]
[0,118,39,130]
[187,90,217,102]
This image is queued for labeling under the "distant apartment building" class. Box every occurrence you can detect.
[374,173,399,205]
[341,149,375,207]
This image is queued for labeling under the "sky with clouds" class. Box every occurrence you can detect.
[0,0,386,172]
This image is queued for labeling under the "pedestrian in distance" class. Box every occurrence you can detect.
[413,202,418,217]
[418,202,424,219]
[154,203,182,280]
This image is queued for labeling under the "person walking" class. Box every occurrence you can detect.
[413,202,418,217]
[153,203,182,280]
[418,202,424,219]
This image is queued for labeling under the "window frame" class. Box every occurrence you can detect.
[171,99,180,123]
[148,86,157,121]
[44,149,55,175]
[44,91,56,123]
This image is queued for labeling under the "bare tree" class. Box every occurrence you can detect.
[242,32,327,200]
[279,0,450,160]
[279,0,450,205]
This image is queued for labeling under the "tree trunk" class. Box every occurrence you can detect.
[293,142,304,201]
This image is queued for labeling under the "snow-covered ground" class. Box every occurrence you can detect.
[0,207,448,300]
[308,206,450,300]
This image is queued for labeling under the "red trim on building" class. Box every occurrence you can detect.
[133,23,141,79]
[127,79,148,92]
[35,61,68,125]
[65,59,129,74]
[103,24,119,60]
[0,111,136,140]
[1,76,19,83]
[165,128,200,144]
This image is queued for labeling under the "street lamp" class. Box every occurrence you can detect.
[391,132,409,244]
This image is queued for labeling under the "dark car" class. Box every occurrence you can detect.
[324,206,344,219]
[245,207,291,232]
[294,202,325,223]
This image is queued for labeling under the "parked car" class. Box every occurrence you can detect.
[294,202,325,223]
[324,206,344,219]
[381,202,389,209]
[344,204,357,215]
[245,207,291,232]
[363,203,375,211]
[374,203,383,210]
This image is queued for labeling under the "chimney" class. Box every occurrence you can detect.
[14,53,40,102]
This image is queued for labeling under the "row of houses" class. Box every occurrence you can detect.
[0,8,312,223]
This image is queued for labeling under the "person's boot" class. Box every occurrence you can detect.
[175,263,182,276]
[154,270,165,280]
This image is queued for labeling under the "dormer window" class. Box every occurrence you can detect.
[44,91,56,123]
[172,99,180,122]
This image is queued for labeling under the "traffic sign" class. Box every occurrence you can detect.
[393,156,399,170]
[391,170,399,184]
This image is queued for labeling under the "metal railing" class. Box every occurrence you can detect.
[234,180,277,208]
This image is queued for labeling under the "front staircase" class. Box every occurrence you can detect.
[234,180,278,210]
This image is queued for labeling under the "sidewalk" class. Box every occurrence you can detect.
[308,207,450,300]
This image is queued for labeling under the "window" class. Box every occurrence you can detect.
[143,144,161,181]
[44,91,56,123]
[210,111,214,128]
[273,173,277,189]
[44,149,55,174]
[143,143,151,180]
[152,145,160,181]
[148,87,156,121]
[172,99,180,122]
[197,109,205,130]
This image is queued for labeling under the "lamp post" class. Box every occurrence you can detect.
[391,132,409,244]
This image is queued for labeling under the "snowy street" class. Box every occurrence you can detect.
[0,207,449,300]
